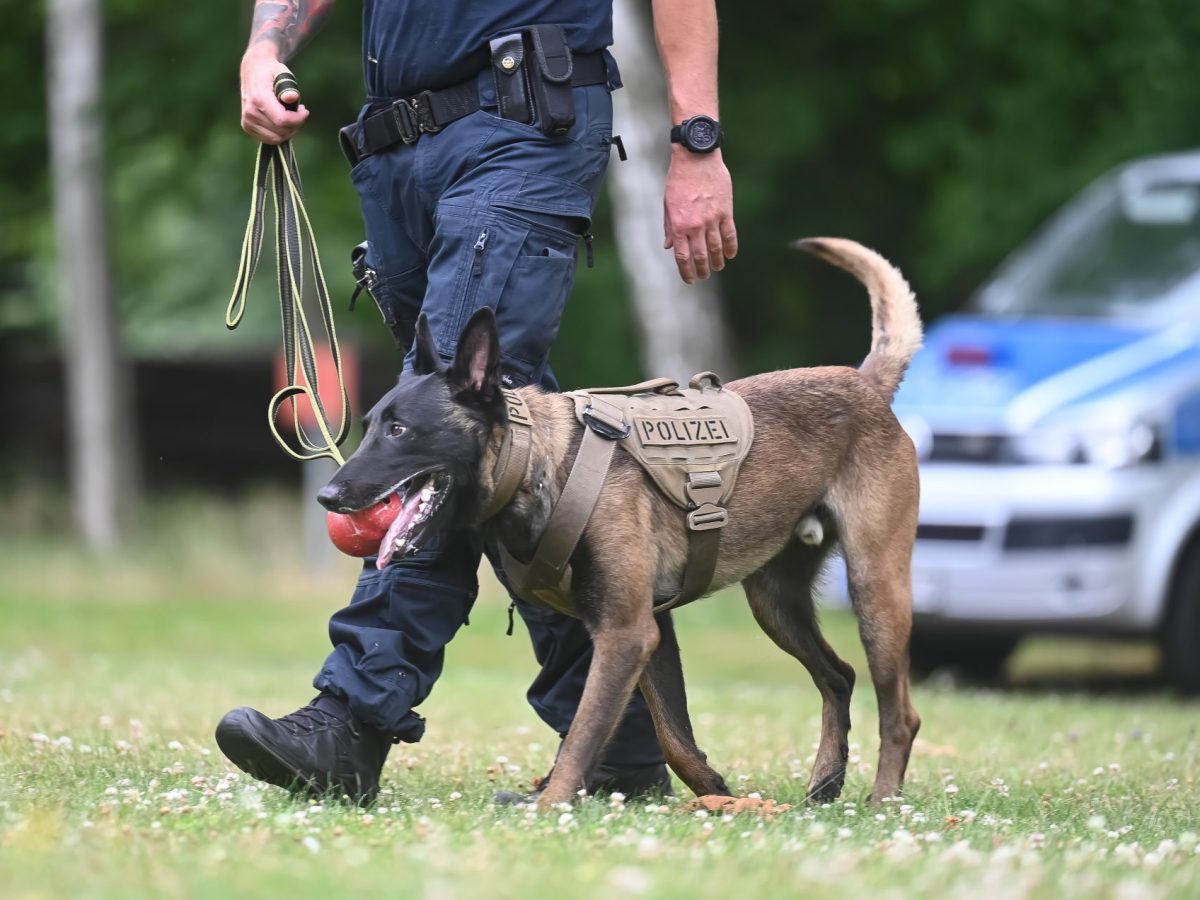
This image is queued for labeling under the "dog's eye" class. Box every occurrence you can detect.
[388,423,407,437]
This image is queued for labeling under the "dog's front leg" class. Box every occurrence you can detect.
[536,611,660,811]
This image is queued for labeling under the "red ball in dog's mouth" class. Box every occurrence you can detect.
[325,474,450,567]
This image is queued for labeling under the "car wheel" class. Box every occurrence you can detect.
[909,631,1019,683]
[1163,543,1200,694]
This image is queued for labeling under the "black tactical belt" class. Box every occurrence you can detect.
[353,50,608,163]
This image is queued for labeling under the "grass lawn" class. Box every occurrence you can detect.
[2,492,1198,898]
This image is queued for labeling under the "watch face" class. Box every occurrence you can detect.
[686,117,719,151]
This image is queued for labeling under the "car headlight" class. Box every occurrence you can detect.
[1011,419,1160,468]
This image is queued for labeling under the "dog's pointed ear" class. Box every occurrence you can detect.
[448,307,501,399]
[412,313,442,375]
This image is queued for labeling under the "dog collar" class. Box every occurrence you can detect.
[480,388,534,521]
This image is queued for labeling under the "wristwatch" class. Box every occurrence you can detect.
[670,115,723,154]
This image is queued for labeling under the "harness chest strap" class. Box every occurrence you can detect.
[497,422,617,617]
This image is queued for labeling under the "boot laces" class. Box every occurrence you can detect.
[277,697,357,736]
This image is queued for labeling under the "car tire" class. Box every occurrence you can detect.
[909,631,1019,683]
[1163,543,1200,694]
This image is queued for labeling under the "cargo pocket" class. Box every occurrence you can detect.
[492,208,582,376]
[431,203,583,381]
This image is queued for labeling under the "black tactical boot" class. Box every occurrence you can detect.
[215,693,391,805]
[494,759,673,806]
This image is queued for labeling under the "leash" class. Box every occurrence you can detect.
[226,72,350,465]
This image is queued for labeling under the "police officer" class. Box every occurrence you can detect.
[218,0,738,804]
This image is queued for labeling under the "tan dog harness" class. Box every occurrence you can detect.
[491,373,753,617]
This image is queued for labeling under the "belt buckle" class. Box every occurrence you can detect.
[390,98,419,144]
[410,91,441,135]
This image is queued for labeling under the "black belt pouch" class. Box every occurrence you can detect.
[490,33,533,124]
[524,24,575,136]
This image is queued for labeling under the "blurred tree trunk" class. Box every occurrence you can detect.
[608,0,735,382]
[47,0,137,551]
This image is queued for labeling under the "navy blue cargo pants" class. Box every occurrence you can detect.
[312,75,664,768]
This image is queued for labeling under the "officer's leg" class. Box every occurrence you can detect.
[216,139,484,801]
[314,529,482,741]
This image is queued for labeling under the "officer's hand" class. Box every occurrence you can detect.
[663,149,738,284]
[240,46,309,145]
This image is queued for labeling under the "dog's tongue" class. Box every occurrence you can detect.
[376,488,424,569]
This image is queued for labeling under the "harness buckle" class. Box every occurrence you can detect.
[390,99,419,144]
[687,503,727,531]
[685,470,724,507]
[582,404,630,440]
[410,91,441,134]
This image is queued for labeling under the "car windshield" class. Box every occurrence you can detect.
[974,160,1200,320]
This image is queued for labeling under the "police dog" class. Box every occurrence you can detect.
[317,238,922,810]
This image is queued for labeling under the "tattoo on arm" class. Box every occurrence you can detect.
[250,0,336,61]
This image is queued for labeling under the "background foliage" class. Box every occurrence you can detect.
[5,0,1200,387]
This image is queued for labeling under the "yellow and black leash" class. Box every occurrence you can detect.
[226,72,350,466]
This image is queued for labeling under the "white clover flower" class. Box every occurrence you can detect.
[945,784,959,795]
[837,827,853,839]
[558,812,574,826]
[167,740,184,751]
[28,732,48,744]
[303,836,321,854]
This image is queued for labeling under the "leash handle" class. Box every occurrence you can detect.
[227,129,350,466]
[273,71,301,111]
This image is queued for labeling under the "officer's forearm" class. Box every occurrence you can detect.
[248,0,336,62]
[650,0,720,122]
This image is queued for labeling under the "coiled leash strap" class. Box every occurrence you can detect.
[226,72,350,465]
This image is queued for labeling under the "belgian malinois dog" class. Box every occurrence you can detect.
[317,238,923,810]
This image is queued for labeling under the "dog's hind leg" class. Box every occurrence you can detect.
[834,476,921,802]
[743,538,856,803]
[638,612,732,798]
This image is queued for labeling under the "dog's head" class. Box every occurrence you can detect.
[316,308,505,564]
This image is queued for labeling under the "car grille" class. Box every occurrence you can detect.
[915,524,987,542]
[1003,515,1134,550]
[927,433,1008,463]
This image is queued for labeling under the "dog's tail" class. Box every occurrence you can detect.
[795,237,922,400]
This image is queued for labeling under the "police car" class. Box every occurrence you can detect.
[892,150,1200,690]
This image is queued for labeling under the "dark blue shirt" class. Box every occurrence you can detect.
[363,1,615,99]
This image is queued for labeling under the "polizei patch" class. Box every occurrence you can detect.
[634,415,735,446]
